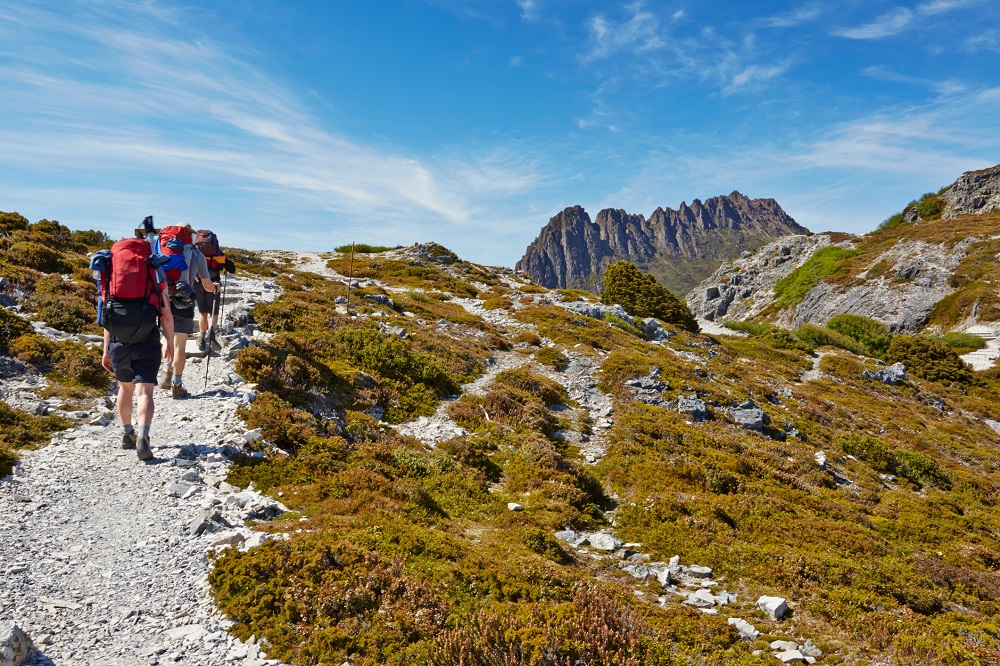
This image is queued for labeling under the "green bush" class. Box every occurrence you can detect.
[534,347,568,371]
[794,323,868,355]
[0,308,33,353]
[773,246,864,308]
[916,197,944,218]
[603,313,645,337]
[826,314,893,358]
[0,403,70,476]
[494,368,568,407]
[722,320,812,353]
[937,331,986,351]
[25,273,98,334]
[877,211,907,232]
[237,392,319,450]
[600,261,698,333]
[841,434,951,489]
[5,241,69,273]
[885,335,973,384]
[334,243,393,253]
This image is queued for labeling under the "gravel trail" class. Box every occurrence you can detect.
[1,275,290,666]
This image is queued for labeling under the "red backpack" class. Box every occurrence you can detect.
[96,238,162,343]
[157,225,194,283]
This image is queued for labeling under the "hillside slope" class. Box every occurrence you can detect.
[516,192,808,295]
[688,165,1000,336]
[3,215,1000,665]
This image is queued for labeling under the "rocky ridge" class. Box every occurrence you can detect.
[516,192,808,295]
[942,163,1000,219]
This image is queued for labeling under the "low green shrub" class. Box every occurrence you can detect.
[826,313,893,358]
[601,261,698,333]
[334,243,393,253]
[937,331,986,351]
[885,335,973,384]
[841,434,951,489]
[0,403,70,476]
[534,347,568,371]
[5,241,69,273]
[604,313,645,337]
[794,323,867,355]
[494,368,568,407]
[0,308,33,353]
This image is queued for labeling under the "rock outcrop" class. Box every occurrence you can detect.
[517,192,808,295]
[942,164,1000,219]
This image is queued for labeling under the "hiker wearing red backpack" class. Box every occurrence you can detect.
[91,224,175,462]
[192,229,235,352]
[153,223,218,399]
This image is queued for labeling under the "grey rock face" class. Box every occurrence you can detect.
[686,234,834,322]
[0,622,33,666]
[517,193,808,295]
[863,362,907,385]
[942,164,1000,219]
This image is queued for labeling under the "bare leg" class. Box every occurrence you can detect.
[117,382,135,426]
[198,311,209,334]
[135,383,155,426]
[172,332,189,378]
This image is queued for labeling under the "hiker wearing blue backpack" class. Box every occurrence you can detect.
[151,223,218,399]
[192,229,235,352]
[91,224,176,461]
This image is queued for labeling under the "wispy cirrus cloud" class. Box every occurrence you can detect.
[834,0,983,39]
[862,65,966,94]
[585,3,664,62]
[0,1,555,262]
[759,3,825,28]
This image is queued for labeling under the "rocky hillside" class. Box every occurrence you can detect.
[689,164,1000,336]
[516,192,808,295]
[4,211,1000,665]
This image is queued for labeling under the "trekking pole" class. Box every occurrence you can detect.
[346,241,354,308]
[203,275,227,391]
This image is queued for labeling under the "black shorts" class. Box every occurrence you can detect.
[194,283,220,316]
[173,315,195,335]
[109,338,161,384]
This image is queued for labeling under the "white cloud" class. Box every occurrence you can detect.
[724,61,793,94]
[834,8,914,39]
[861,65,966,95]
[585,3,664,62]
[0,1,555,264]
[761,3,825,28]
[516,0,539,22]
[834,0,983,40]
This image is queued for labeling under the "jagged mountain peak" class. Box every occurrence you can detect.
[517,191,807,295]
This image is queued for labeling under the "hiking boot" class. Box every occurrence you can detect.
[196,331,207,351]
[136,436,153,461]
[160,375,172,390]
[121,431,137,450]
[171,383,190,400]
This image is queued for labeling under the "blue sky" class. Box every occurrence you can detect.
[1,1,999,266]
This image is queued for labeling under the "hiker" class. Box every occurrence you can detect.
[92,234,175,462]
[192,229,235,352]
[155,223,218,399]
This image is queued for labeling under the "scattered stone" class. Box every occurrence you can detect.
[586,532,623,551]
[687,564,713,579]
[800,640,823,657]
[863,362,907,385]
[507,502,523,511]
[771,640,798,651]
[775,649,807,664]
[677,395,709,422]
[0,621,33,666]
[554,530,588,548]
[729,399,769,432]
[728,617,759,641]
[815,451,827,470]
[757,595,789,620]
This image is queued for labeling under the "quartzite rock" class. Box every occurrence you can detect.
[757,595,789,620]
[0,622,33,666]
[942,164,1000,219]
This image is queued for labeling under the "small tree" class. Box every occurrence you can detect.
[601,261,698,332]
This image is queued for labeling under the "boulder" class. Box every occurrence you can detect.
[687,564,713,579]
[863,362,907,385]
[729,399,768,431]
[757,595,789,620]
[0,622,33,666]
[727,617,759,641]
[586,532,622,551]
[677,395,709,422]
[775,649,806,664]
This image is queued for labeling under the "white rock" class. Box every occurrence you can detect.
[507,503,523,511]
[776,649,806,664]
[687,564,713,578]
[586,532,622,551]
[0,621,33,666]
[727,617,759,641]
[771,640,798,651]
[757,595,789,620]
